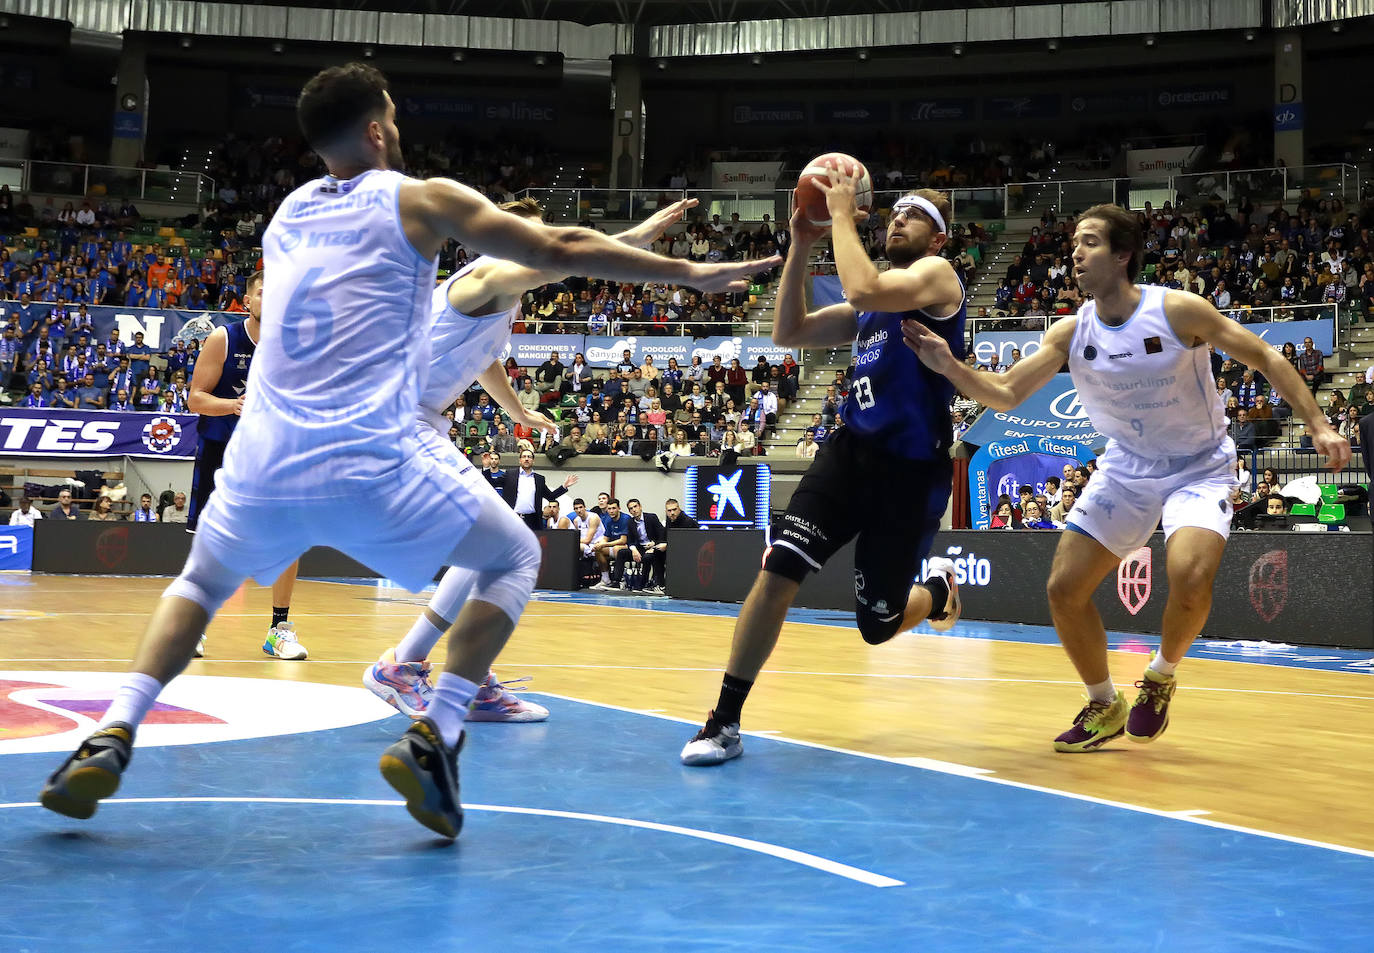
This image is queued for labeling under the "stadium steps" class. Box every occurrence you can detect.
[967,224,1038,310]
[763,345,850,453]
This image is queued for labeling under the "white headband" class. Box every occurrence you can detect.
[893,195,947,234]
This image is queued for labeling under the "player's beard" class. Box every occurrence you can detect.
[886,234,925,267]
[384,132,406,172]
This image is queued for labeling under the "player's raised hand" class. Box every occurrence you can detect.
[561,473,579,489]
[643,198,699,235]
[789,205,830,248]
[901,319,959,375]
[813,165,865,221]
[1312,428,1352,473]
[688,256,783,293]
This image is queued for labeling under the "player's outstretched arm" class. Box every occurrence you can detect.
[1164,291,1351,471]
[902,314,1074,412]
[772,206,857,348]
[186,326,241,417]
[611,198,699,249]
[403,178,777,292]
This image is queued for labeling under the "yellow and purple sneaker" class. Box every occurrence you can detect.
[1053,694,1128,753]
[1126,668,1177,743]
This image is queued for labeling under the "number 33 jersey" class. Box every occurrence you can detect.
[222,169,439,499]
[844,297,965,461]
[1068,284,1227,466]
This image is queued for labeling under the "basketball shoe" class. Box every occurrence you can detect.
[1053,694,1128,752]
[39,722,135,819]
[468,673,549,723]
[194,634,206,658]
[680,711,743,766]
[364,648,435,717]
[262,621,308,660]
[379,719,464,839]
[1126,669,1177,743]
[922,557,962,632]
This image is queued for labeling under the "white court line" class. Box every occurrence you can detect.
[0,796,902,888]
[530,690,1374,862]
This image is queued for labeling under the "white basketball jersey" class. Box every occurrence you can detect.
[222,169,438,498]
[1068,284,1227,463]
[418,255,521,432]
[573,511,603,544]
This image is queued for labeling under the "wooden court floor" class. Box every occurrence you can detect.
[4,573,1374,853]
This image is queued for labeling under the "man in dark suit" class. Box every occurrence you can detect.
[618,498,668,592]
[499,448,578,530]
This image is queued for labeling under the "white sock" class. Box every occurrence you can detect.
[600,572,610,583]
[99,672,164,730]
[427,672,478,748]
[1149,653,1179,677]
[395,616,446,664]
[1086,677,1116,704]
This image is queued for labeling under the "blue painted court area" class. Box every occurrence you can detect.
[1,693,1369,953]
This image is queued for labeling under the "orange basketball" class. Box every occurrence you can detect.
[794,152,874,226]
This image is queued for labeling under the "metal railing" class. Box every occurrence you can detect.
[11,160,214,206]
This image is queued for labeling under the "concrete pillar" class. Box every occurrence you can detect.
[1273,32,1304,172]
[110,34,147,169]
[608,56,644,193]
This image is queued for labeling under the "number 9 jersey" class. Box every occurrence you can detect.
[844,297,966,460]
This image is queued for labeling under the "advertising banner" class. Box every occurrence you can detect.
[237,85,299,110]
[0,524,33,571]
[811,275,846,308]
[710,161,785,190]
[1153,84,1233,110]
[667,529,1373,647]
[1125,146,1200,180]
[970,329,1047,367]
[967,437,1095,529]
[682,465,771,530]
[974,318,1335,366]
[400,96,556,123]
[983,94,1061,120]
[961,373,1107,449]
[498,334,585,365]
[902,98,976,123]
[14,303,235,352]
[730,103,806,125]
[582,335,797,369]
[1273,103,1304,132]
[0,126,30,160]
[1232,317,1333,359]
[1068,90,1150,116]
[0,409,198,459]
[815,102,892,124]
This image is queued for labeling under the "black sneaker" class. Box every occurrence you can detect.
[39,722,135,819]
[379,718,464,839]
[679,710,743,766]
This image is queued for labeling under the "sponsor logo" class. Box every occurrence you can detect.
[1248,549,1288,623]
[0,672,394,755]
[697,540,716,587]
[0,416,119,452]
[1082,345,1097,361]
[1143,336,1163,355]
[1049,389,1089,421]
[279,229,302,252]
[586,337,637,364]
[1108,351,1134,360]
[706,469,747,521]
[0,534,17,555]
[691,337,743,363]
[919,547,991,587]
[141,415,183,453]
[1116,547,1152,615]
[95,526,129,569]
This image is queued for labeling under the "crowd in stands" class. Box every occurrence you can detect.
[6,488,189,525]
[985,197,1374,327]
[434,348,818,463]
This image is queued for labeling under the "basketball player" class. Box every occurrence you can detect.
[39,63,775,838]
[186,268,306,661]
[364,196,702,725]
[902,203,1350,751]
[680,170,965,766]
[545,500,572,530]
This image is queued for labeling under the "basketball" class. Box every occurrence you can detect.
[794,152,874,226]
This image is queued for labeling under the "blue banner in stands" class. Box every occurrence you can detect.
[0,409,198,459]
[499,334,585,365]
[967,438,1096,529]
[1219,317,1333,359]
[970,329,1047,368]
[960,373,1107,449]
[973,318,1334,366]
[811,275,846,308]
[12,303,237,353]
[583,335,798,369]
[0,524,33,571]
[1273,103,1304,132]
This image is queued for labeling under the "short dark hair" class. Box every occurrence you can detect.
[627,498,641,507]
[1079,203,1144,281]
[1046,476,1060,489]
[572,497,585,506]
[297,63,390,151]
[665,498,679,506]
[607,497,621,506]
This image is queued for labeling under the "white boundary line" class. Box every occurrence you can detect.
[0,796,902,888]
[532,690,1374,861]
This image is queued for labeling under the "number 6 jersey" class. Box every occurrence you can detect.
[220,169,439,498]
[844,296,965,461]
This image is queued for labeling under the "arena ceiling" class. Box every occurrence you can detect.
[259,0,1054,27]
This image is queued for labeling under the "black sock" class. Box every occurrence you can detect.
[922,578,950,619]
[714,673,754,726]
[271,606,290,628]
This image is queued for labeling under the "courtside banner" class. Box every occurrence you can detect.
[0,524,33,571]
[961,374,1106,449]
[967,437,1095,529]
[582,335,798,369]
[0,409,198,459]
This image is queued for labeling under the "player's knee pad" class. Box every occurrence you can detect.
[162,544,241,615]
[470,525,540,625]
[855,601,905,646]
[761,540,811,584]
